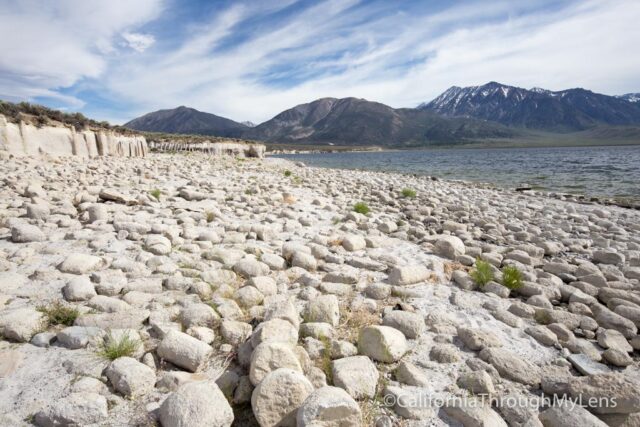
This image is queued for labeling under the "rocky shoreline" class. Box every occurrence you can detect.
[0,153,639,426]
[273,156,640,211]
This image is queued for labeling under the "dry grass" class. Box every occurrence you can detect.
[443,261,467,280]
[358,373,410,427]
[360,399,383,426]
[328,237,344,247]
[427,272,440,283]
[335,304,381,343]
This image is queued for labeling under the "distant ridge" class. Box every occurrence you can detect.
[125,106,248,138]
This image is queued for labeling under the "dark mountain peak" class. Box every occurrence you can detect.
[483,81,509,88]
[420,82,640,131]
[125,106,247,137]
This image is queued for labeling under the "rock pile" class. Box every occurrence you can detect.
[0,153,638,426]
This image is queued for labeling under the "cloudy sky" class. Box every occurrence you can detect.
[1,0,639,124]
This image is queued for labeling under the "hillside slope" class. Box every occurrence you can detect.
[125,106,248,138]
[244,97,519,146]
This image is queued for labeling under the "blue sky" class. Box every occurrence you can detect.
[1,0,639,124]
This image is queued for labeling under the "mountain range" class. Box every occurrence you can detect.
[124,82,640,147]
[419,82,640,131]
[241,97,517,146]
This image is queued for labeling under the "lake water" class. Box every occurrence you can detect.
[274,145,640,202]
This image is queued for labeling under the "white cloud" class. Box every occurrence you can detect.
[103,0,640,124]
[0,0,162,104]
[122,32,155,52]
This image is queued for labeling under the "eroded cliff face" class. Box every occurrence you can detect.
[0,115,148,158]
[149,140,265,158]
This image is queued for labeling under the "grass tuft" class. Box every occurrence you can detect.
[98,331,141,360]
[284,170,292,177]
[501,265,523,290]
[149,189,161,200]
[353,202,370,215]
[206,211,215,223]
[319,336,333,384]
[401,188,417,198]
[37,302,79,326]
[470,259,494,286]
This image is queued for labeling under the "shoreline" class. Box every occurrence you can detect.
[0,153,639,426]
[266,140,640,155]
[270,154,640,211]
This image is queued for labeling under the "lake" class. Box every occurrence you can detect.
[274,145,640,202]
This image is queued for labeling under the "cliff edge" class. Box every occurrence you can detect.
[148,139,265,158]
[0,114,148,158]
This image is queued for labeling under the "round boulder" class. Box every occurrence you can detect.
[159,381,234,427]
[251,368,313,427]
[297,386,362,426]
[358,325,407,363]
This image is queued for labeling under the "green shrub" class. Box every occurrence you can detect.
[37,302,79,326]
[501,265,523,290]
[149,189,161,200]
[0,100,108,130]
[353,202,370,215]
[470,259,494,286]
[98,331,141,360]
[401,188,417,198]
[206,211,215,223]
[284,170,292,177]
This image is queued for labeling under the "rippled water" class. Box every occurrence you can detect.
[274,145,640,201]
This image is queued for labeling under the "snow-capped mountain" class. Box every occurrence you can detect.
[618,93,640,103]
[419,82,640,131]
